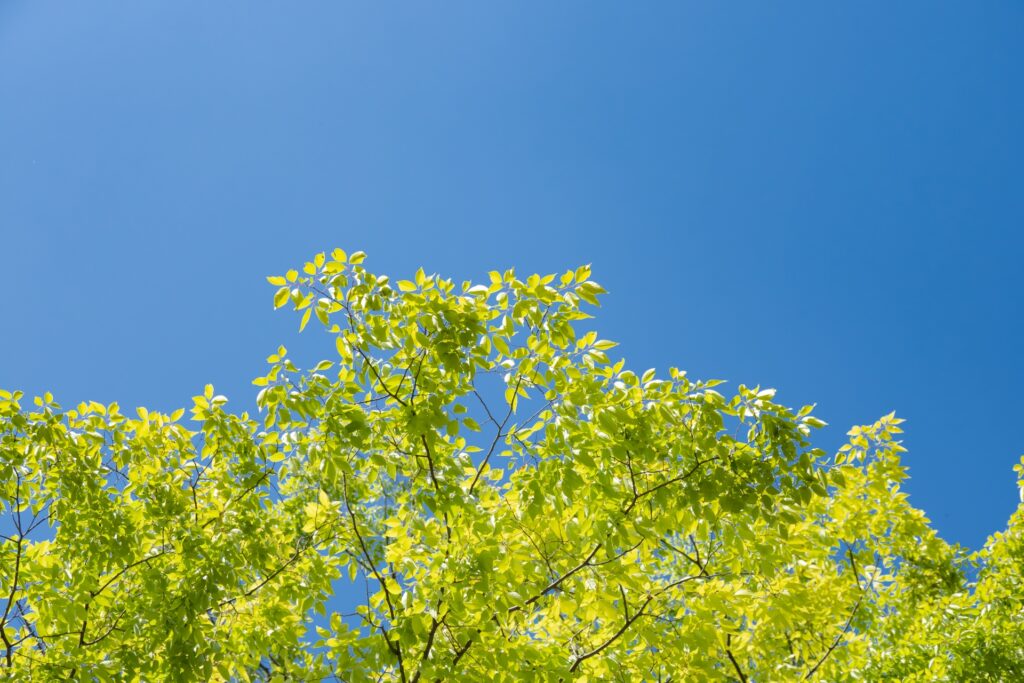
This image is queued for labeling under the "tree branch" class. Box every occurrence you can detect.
[569,595,653,672]
[725,633,749,683]
[510,543,602,614]
[804,584,864,679]
[468,378,521,495]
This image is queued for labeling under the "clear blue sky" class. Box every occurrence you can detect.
[2,2,1021,551]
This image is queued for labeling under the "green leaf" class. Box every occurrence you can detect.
[273,286,290,309]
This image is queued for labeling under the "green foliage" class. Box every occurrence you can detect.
[1,248,1021,681]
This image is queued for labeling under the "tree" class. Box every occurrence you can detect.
[1,248,1021,681]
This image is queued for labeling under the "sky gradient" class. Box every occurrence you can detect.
[2,2,1022,550]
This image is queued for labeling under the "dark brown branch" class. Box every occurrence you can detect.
[356,346,408,408]
[472,391,500,427]
[411,611,443,683]
[81,609,126,647]
[847,545,862,589]
[660,538,710,576]
[569,595,653,672]
[510,543,602,614]
[451,542,605,674]
[403,350,428,407]
[451,631,476,668]
[341,472,407,683]
[1,474,24,666]
[235,544,306,602]
[725,633,749,683]
[413,514,452,682]
[623,456,719,514]
[804,573,864,679]
[468,378,521,495]
[90,549,172,599]
[590,539,644,567]
[420,434,440,493]
[77,603,90,647]
[202,468,272,529]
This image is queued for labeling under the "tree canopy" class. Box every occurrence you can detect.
[1,249,1021,681]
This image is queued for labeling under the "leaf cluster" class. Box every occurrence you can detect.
[1,249,1021,681]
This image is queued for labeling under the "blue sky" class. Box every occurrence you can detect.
[1,2,1022,551]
